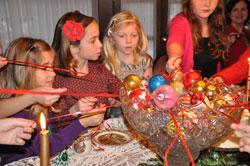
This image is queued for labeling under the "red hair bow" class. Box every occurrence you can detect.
[62,21,84,42]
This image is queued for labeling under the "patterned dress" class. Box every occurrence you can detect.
[104,53,153,81]
[53,62,122,129]
[104,53,153,118]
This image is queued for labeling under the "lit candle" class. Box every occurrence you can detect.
[40,112,50,166]
[247,58,250,100]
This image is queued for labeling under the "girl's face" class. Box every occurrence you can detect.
[76,21,102,61]
[35,50,56,88]
[191,0,219,21]
[230,1,248,25]
[112,24,139,57]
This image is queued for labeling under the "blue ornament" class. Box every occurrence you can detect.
[148,74,168,92]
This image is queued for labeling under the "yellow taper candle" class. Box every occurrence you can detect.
[40,112,50,166]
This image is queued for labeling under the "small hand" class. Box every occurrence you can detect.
[0,118,37,145]
[0,56,7,69]
[166,56,181,74]
[32,87,67,106]
[69,97,98,115]
[78,103,105,127]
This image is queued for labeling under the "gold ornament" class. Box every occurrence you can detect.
[191,80,206,93]
[170,81,185,96]
[123,74,141,92]
[170,69,183,82]
[167,120,186,138]
[213,99,228,112]
[203,84,219,101]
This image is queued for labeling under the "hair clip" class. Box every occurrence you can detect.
[26,45,36,52]
[107,19,117,37]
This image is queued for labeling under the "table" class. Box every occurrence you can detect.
[6,117,158,166]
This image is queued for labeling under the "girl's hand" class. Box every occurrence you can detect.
[209,76,224,83]
[69,97,98,115]
[0,118,36,145]
[166,56,182,74]
[31,87,67,106]
[0,56,7,69]
[78,103,105,127]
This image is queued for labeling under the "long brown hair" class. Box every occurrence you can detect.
[51,11,95,76]
[0,37,55,119]
[183,0,227,59]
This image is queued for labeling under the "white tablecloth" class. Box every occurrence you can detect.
[6,117,158,166]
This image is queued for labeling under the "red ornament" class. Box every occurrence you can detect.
[129,89,151,109]
[182,71,202,90]
[159,72,171,83]
[190,93,203,106]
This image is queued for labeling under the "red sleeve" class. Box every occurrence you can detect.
[213,47,250,85]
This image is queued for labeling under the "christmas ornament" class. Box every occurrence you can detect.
[148,74,168,92]
[191,80,206,93]
[203,84,219,101]
[129,89,151,109]
[182,71,202,90]
[170,69,183,82]
[123,74,141,92]
[152,85,178,109]
[159,72,171,83]
[170,81,185,96]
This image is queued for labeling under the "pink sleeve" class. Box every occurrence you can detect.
[167,13,188,57]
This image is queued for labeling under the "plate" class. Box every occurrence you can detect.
[92,130,134,146]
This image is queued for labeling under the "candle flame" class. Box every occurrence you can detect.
[40,112,46,130]
[248,58,250,63]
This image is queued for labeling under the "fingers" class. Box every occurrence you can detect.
[166,56,181,74]
[23,126,35,134]
[231,123,250,134]
[79,97,97,108]
[12,118,36,129]
[16,132,32,141]
[239,137,250,153]
[15,138,25,146]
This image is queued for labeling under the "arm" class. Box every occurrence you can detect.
[212,47,250,85]
[0,118,36,145]
[0,87,67,118]
[166,14,187,73]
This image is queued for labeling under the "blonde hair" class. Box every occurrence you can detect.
[0,37,55,120]
[103,11,148,74]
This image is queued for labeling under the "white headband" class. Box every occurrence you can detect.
[106,19,135,37]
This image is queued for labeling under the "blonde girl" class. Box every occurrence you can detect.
[103,11,153,81]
